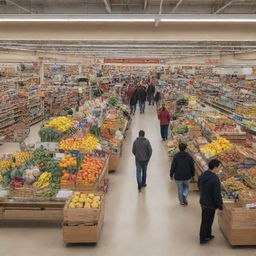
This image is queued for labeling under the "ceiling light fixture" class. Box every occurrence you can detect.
[0,18,255,22]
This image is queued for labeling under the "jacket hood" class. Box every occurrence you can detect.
[175,151,190,159]
[200,170,215,184]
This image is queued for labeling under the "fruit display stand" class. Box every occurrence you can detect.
[218,202,256,246]
[63,192,105,243]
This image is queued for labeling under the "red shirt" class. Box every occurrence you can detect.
[158,110,171,125]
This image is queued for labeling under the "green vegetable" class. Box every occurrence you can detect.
[39,127,63,142]
[89,125,100,137]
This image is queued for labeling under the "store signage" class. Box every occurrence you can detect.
[252,68,256,74]
[204,59,224,64]
[104,59,160,64]
[182,66,193,69]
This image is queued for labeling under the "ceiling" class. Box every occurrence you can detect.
[1,40,256,59]
[0,0,255,15]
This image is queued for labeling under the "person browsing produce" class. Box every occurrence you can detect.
[198,159,223,245]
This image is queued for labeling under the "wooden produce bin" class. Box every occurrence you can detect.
[0,200,65,221]
[63,193,105,243]
[218,203,256,246]
[75,156,109,192]
[108,153,120,172]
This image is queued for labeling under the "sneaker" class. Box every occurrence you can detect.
[138,186,142,192]
[142,184,147,187]
[180,202,185,206]
[207,235,215,240]
[183,195,188,206]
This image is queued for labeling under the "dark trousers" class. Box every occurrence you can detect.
[160,125,169,140]
[200,207,216,241]
[135,160,148,188]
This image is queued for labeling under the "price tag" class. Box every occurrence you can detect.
[56,190,73,199]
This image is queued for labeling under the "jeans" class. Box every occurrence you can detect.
[199,208,216,241]
[130,104,136,114]
[160,125,169,140]
[136,159,148,188]
[139,101,145,113]
[175,179,191,203]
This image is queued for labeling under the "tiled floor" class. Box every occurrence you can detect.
[0,106,255,256]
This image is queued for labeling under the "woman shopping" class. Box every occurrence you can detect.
[158,105,171,141]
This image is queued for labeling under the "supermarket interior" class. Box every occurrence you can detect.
[0,1,256,255]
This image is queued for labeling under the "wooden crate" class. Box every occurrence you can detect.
[189,182,199,192]
[108,153,120,172]
[64,194,104,223]
[238,191,256,207]
[63,205,104,243]
[0,200,65,221]
[218,203,256,246]
[75,156,109,192]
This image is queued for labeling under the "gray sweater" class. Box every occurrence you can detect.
[132,137,152,162]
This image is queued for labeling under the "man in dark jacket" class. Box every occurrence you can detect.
[170,143,195,206]
[136,85,147,114]
[198,159,223,244]
[132,130,152,192]
[129,91,137,115]
[147,84,155,105]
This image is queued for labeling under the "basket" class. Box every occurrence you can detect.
[10,187,35,197]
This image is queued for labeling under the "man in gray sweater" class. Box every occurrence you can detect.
[132,130,152,192]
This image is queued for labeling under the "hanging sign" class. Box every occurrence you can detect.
[104,59,160,64]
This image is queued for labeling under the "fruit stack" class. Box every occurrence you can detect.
[200,137,232,158]
[63,191,105,243]
[60,155,78,188]
[59,134,99,151]
[76,155,104,187]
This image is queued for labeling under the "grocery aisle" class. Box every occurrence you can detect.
[0,106,255,256]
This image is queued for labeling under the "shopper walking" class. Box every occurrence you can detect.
[129,91,138,115]
[158,106,171,141]
[132,130,152,192]
[170,143,195,206]
[198,159,223,244]
[147,84,155,105]
[154,90,161,109]
[136,85,147,114]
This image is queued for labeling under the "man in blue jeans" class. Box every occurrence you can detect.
[132,130,152,192]
[170,143,195,206]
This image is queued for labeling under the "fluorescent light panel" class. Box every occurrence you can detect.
[0,18,255,22]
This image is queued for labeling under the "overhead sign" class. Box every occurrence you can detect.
[204,59,224,64]
[104,59,160,64]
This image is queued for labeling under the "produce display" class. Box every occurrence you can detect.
[241,168,256,188]
[77,155,104,185]
[59,134,99,151]
[223,177,249,193]
[44,116,75,132]
[68,192,101,209]
[217,147,245,165]
[200,136,232,157]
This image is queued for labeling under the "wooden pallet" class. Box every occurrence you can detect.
[0,200,65,221]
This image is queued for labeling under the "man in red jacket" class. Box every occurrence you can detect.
[158,106,171,141]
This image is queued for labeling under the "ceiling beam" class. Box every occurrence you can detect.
[144,0,148,11]
[159,0,164,15]
[171,0,183,13]
[103,0,111,13]
[214,0,237,14]
[6,0,33,14]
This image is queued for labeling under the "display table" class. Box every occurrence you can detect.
[0,199,65,221]
[218,202,256,246]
